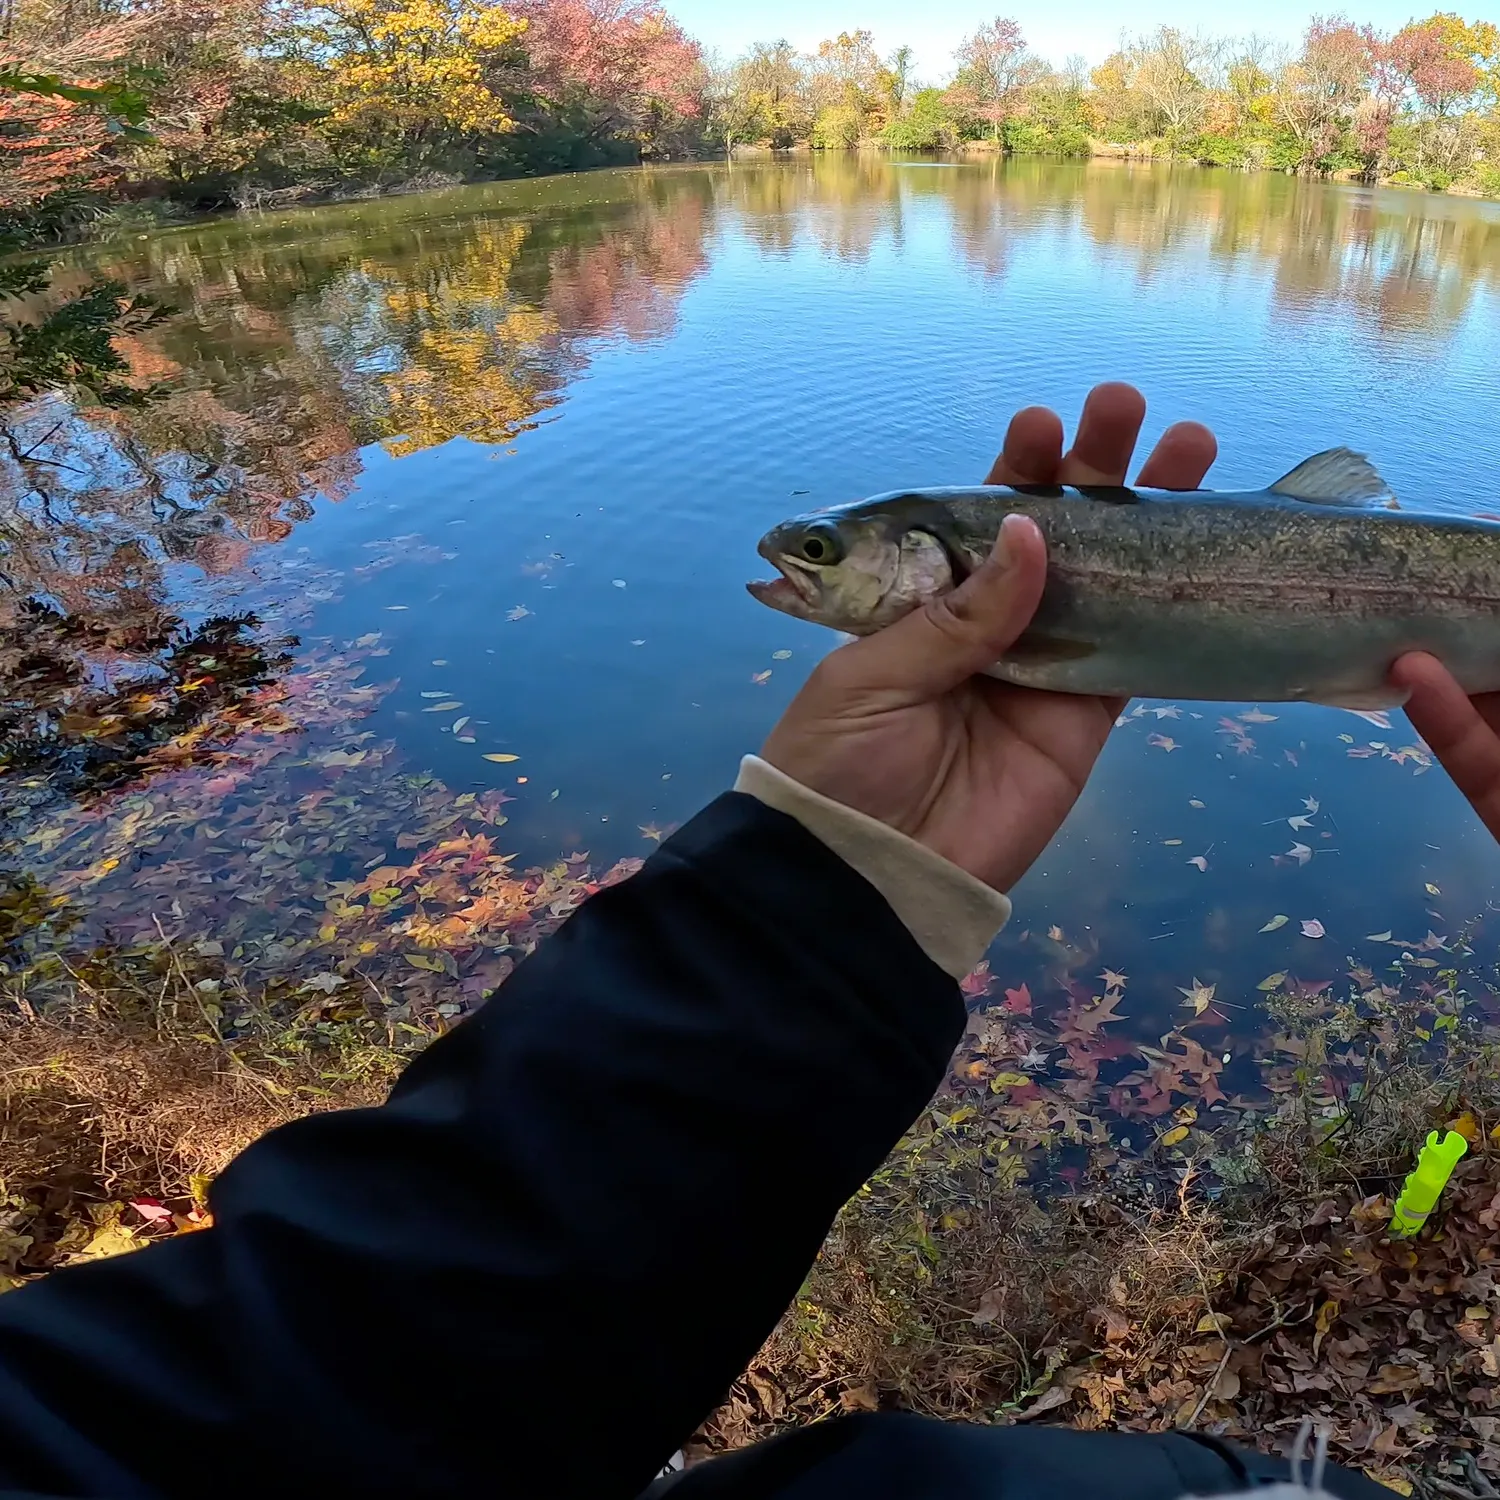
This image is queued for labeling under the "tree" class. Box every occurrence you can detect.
[1273,17,1373,167]
[1127,27,1219,139]
[949,16,1045,142]
[301,0,527,172]
[509,0,705,156]
[1384,12,1497,179]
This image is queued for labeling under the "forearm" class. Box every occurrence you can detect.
[0,794,969,1498]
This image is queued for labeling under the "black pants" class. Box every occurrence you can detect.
[651,1414,1391,1499]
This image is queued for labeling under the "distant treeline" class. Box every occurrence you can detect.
[705,16,1500,196]
[0,2,1496,256]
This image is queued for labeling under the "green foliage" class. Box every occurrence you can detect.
[811,104,862,149]
[1002,120,1091,156]
[879,88,956,150]
[0,273,171,408]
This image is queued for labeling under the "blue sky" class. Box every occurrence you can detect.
[668,0,1442,78]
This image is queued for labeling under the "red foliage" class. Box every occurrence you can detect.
[511,0,704,139]
[0,91,116,210]
[1386,17,1483,115]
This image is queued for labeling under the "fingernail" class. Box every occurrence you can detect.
[994,513,1027,570]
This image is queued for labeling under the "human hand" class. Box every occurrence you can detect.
[761,382,1218,892]
[1390,654,1500,841]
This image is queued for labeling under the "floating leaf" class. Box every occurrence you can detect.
[1288,814,1314,830]
[1160,1125,1191,1147]
[1367,930,1393,942]
[456,735,476,743]
[1178,978,1216,1014]
[1287,843,1313,866]
[1301,919,1326,938]
[1163,839,1183,846]
[1189,799,1205,809]
[1239,708,1279,723]
[1002,983,1033,1015]
[1303,796,1321,813]
[1260,914,1289,932]
[423,701,461,712]
[1258,972,1288,991]
[772,650,792,660]
[1099,969,1128,991]
[612,579,627,588]
[1047,925,1064,942]
[1337,733,1354,743]
[1147,733,1179,752]
[385,604,409,611]
[751,670,772,685]
[1425,882,1441,896]
[991,1071,1031,1089]
[403,953,444,972]
[451,716,470,734]
[483,753,520,763]
[420,691,452,699]
[506,605,532,621]
[1187,855,1208,872]
[639,823,665,842]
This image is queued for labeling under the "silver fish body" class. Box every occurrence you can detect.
[747,452,1500,707]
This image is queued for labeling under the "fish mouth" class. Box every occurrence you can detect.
[747,551,818,612]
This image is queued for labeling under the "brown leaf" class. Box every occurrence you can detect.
[840,1382,879,1412]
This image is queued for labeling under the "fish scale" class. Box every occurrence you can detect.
[748,448,1500,707]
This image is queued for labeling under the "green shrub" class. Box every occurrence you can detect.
[811,106,861,150]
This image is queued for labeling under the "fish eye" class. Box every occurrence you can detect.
[797,524,844,566]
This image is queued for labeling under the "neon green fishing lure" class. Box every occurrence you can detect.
[1389,1131,1468,1238]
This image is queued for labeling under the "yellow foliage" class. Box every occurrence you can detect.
[321,0,526,139]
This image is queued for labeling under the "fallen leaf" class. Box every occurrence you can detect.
[1047,925,1064,942]
[639,823,665,842]
[1196,1311,1231,1334]
[1160,1125,1190,1146]
[1257,972,1288,991]
[991,1071,1032,1089]
[1163,839,1183,846]
[483,753,521,763]
[751,670,772,685]
[1152,705,1182,719]
[423,700,462,712]
[1002,983,1033,1015]
[1288,814,1314,830]
[129,1198,174,1225]
[1239,708,1279,723]
[1187,855,1208,872]
[1147,733,1179,752]
[1287,843,1313,866]
[1178,978,1216,1014]
[1100,969,1128,990]
[1301,919,1326,938]
[1260,914,1289,932]
[1366,930,1393,942]
[1303,796,1321,813]
[1425,882,1441,896]
[612,579,627,588]
[451,716,470,734]
[772,650,792,660]
[1189,798,1205,809]
[1450,1111,1480,1143]
[506,606,532,621]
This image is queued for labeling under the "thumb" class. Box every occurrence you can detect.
[841,513,1048,698]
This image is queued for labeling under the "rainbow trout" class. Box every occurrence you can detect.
[747,449,1500,708]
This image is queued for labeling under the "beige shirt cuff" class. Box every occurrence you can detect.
[733,755,1010,980]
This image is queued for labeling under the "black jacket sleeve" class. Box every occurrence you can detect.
[0,794,964,1500]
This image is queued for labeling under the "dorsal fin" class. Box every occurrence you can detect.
[1268,448,1394,506]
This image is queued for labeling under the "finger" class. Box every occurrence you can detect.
[1135,421,1218,491]
[1058,382,1147,486]
[841,514,1047,698]
[985,406,1065,485]
[1391,653,1500,838]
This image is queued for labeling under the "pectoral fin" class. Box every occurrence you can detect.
[1269,448,1395,507]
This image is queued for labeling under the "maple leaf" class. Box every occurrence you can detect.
[1286,842,1313,866]
[1002,982,1032,1015]
[1303,796,1320,813]
[1177,978,1216,1014]
[1238,708,1279,724]
[1019,1045,1051,1070]
[1146,733,1179,752]
[506,605,532,621]
[1151,705,1181,719]
[959,961,994,998]
[1099,968,1128,991]
[1287,814,1314,830]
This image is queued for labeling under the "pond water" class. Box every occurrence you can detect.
[9,154,1500,1049]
